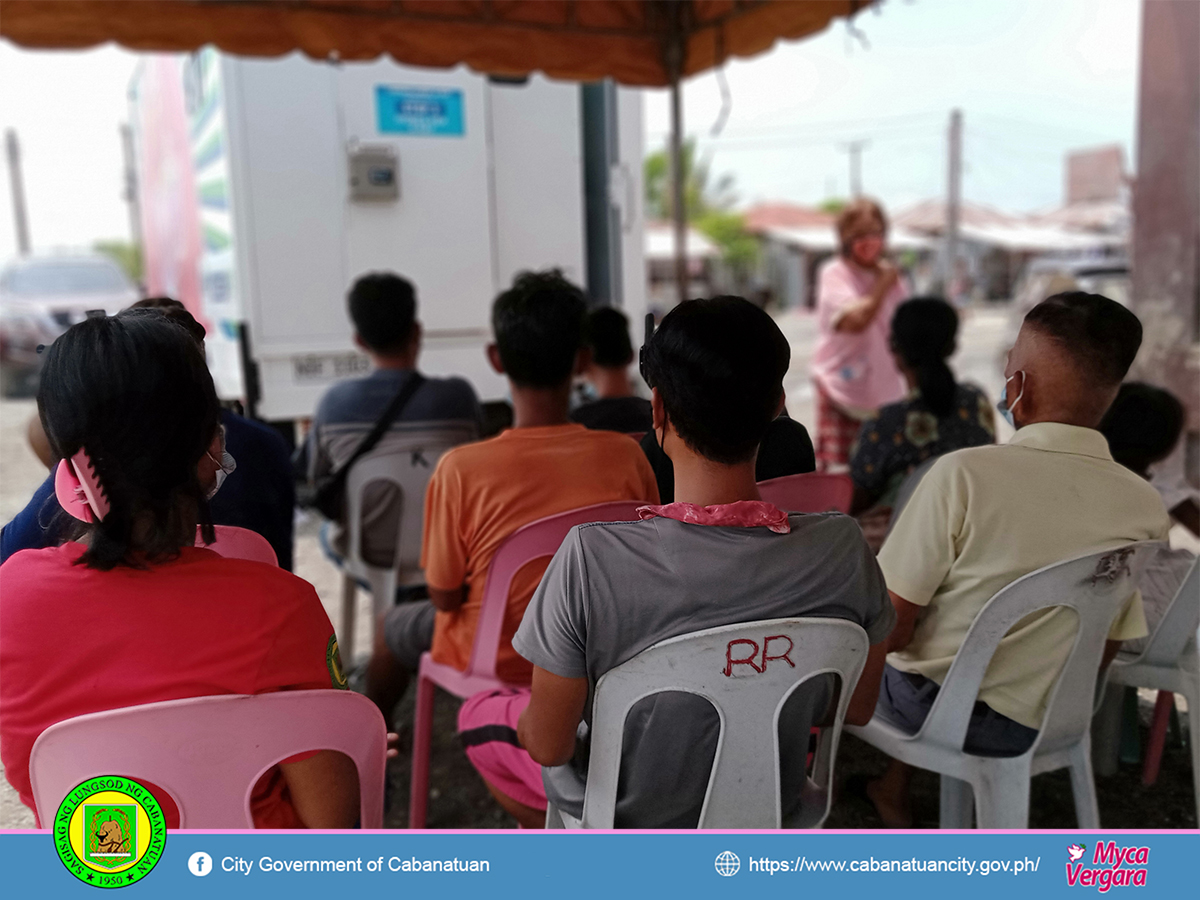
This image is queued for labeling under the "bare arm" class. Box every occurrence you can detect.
[833,263,899,334]
[885,590,923,654]
[844,641,889,726]
[428,585,466,612]
[1101,640,1122,672]
[280,750,360,829]
[517,666,589,767]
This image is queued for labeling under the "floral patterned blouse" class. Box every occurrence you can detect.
[849,383,995,505]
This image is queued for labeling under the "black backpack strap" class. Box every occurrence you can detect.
[324,371,426,488]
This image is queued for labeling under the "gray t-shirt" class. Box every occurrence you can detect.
[513,512,894,827]
[306,368,481,567]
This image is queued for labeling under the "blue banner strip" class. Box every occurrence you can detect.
[2,830,1196,898]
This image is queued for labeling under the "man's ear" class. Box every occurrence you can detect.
[486,343,505,375]
[774,388,787,420]
[651,388,666,431]
[573,346,593,377]
[353,333,368,352]
[409,320,423,353]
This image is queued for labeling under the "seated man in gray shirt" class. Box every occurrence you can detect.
[304,272,481,570]
[457,295,894,828]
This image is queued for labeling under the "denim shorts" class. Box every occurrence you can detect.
[877,665,1038,757]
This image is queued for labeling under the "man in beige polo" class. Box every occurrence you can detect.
[865,291,1171,827]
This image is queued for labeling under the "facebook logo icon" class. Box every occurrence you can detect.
[188,852,213,877]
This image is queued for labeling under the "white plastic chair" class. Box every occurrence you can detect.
[548,617,869,829]
[29,690,387,828]
[339,430,466,661]
[847,541,1163,829]
[1096,557,1198,820]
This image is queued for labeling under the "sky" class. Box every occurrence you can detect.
[0,0,1142,262]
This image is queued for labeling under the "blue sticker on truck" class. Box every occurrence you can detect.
[375,86,464,136]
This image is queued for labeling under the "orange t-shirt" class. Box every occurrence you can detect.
[421,424,659,682]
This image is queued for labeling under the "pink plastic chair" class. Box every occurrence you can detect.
[757,472,853,514]
[29,690,386,828]
[197,524,279,566]
[408,500,645,828]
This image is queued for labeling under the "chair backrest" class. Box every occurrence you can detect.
[915,542,1163,758]
[581,617,869,828]
[344,427,469,585]
[199,524,278,566]
[1125,556,1199,669]
[757,472,853,514]
[29,690,386,829]
[466,500,646,681]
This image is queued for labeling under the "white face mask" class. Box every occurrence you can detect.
[205,426,237,500]
[997,370,1026,428]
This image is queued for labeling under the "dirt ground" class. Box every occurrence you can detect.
[381,684,1197,830]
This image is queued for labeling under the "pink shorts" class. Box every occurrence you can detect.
[458,688,547,811]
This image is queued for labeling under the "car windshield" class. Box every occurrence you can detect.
[0,260,132,296]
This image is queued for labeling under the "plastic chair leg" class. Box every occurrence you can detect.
[972,760,1030,828]
[1142,691,1175,786]
[407,674,435,828]
[1068,741,1101,828]
[939,776,973,828]
[340,574,357,663]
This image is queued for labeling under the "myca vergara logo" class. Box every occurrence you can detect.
[54,776,166,888]
[1065,841,1149,892]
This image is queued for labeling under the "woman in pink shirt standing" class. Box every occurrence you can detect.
[811,199,908,471]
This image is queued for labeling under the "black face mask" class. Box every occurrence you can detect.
[638,312,656,387]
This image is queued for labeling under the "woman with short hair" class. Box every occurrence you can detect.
[810,198,909,471]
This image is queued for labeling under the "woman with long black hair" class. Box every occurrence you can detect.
[849,297,995,514]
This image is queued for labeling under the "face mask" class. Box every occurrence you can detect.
[205,427,237,500]
[997,371,1025,428]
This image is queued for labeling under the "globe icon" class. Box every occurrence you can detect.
[714,850,740,877]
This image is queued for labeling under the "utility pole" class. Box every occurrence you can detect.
[119,123,141,250]
[5,129,31,256]
[839,138,870,197]
[944,109,963,297]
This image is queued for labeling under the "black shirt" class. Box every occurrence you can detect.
[570,396,653,434]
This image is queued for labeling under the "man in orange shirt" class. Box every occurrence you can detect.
[365,270,659,721]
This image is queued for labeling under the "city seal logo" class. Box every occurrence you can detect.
[53,776,166,888]
[327,634,348,689]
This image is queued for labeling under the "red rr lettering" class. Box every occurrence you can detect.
[762,635,795,669]
[724,639,761,676]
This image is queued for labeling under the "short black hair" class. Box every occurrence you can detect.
[37,309,221,570]
[348,272,417,353]
[1099,382,1185,475]
[643,296,790,464]
[1024,291,1142,386]
[492,270,586,388]
[584,306,634,368]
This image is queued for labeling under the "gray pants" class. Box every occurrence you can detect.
[877,665,1038,757]
[382,600,436,670]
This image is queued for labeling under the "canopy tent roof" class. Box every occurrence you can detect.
[0,0,863,87]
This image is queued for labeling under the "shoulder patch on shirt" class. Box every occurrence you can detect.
[326,635,348,690]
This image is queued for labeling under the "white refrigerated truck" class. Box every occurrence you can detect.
[130,49,645,422]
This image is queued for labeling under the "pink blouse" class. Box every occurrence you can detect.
[810,256,907,416]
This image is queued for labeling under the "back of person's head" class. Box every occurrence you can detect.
[348,272,417,354]
[584,306,635,369]
[492,269,586,388]
[1098,382,1185,475]
[129,296,206,345]
[37,309,221,570]
[642,296,790,464]
[1024,291,1142,387]
[836,197,887,255]
[891,297,959,418]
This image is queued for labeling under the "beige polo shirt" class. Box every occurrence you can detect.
[879,422,1170,729]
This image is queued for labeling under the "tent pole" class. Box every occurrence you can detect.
[669,73,686,305]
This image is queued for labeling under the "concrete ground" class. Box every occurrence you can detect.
[1,306,1193,829]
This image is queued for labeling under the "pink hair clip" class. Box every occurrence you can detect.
[54,448,111,523]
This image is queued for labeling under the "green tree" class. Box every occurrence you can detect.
[93,241,143,282]
[644,139,755,273]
